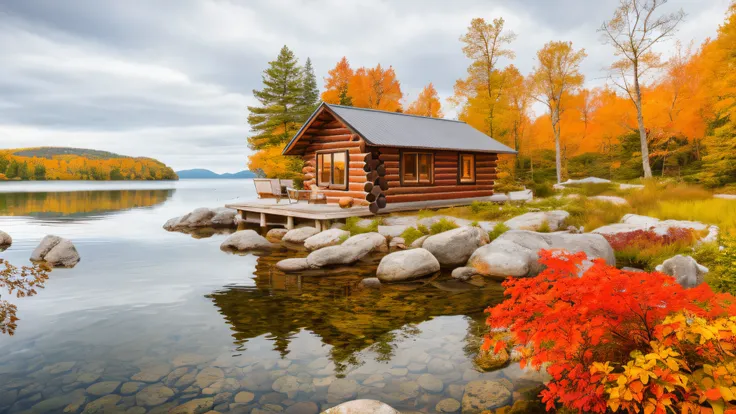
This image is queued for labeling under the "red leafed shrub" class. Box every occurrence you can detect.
[482,250,736,413]
[603,227,698,251]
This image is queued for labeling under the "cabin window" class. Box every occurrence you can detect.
[401,152,433,185]
[459,153,476,183]
[316,150,348,190]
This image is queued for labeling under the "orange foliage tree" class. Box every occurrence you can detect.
[483,250,736,413]
[347,64,403,112]
[0,259,49,335]
[322,57,354,106]
[405,83,443,118]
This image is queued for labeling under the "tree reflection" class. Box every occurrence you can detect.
[0,259,49,335]
[207,250,506,373]
[0,189,173,217]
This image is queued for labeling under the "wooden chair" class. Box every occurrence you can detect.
[253,178,283,202]
[286,185,326,204]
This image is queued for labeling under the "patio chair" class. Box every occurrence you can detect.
[286,185,326,204]
[253,178,283,202]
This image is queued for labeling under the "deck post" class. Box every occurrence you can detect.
[286,216,294,230]
[315,220,322,232]
[260,213,267,227]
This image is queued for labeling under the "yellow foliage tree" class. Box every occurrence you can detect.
[405,83,443,118]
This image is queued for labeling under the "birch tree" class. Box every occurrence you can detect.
[600,0,685,178]
[531,41,587,183]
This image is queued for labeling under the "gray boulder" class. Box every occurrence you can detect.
[377,225,408,238]
[376,249,440,282]
[655,255,708,288]
[30,235,80,268]
[451,267,478,281]
[389,237,406,249]
[0,230,11,248]
[504,210,569,231]
[417,215,473,228]
[164,207,237,231]
[423,226,489,266]
[322,399,399,414]
[593,214,710,238]
[276,258,310,272]
[266,228,289,241]
[210,207,238,227]
[220,230,272,251]
[306,245,372,268]
[467,230,615,278]
[410,235,429,248]
[304,229,349,250]
[283,227,320,244]
[342,232,388,253]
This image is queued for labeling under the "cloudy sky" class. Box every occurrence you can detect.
[0,0,730,173]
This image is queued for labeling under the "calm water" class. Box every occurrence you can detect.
[0,180,542,414]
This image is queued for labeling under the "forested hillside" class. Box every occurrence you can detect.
[247,2,736,192]
[0,147,178,181]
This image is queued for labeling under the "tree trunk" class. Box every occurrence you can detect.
[633,66,653,178]
[552,107,562,184]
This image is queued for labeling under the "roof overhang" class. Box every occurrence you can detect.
[282,103,364,156]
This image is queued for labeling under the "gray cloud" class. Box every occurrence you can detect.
[0,0,729,173]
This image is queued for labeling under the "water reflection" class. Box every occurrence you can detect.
[0,189,173,218]
[209,250,506,374]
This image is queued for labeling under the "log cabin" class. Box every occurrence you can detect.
[283,103,517,213]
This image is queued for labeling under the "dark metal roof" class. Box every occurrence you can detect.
[283,103,518,155]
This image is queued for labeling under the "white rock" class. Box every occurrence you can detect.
[714,194,736,200]
[422,226,489,266]
[382,216,418,226]
[342,232,388,253]
[504,210,569,231]
[0,230,11,247]
[376,249,440,282]
[220,230,272,251]
[377,225,409,238]
[619,183,645,190]
[210,207,238,227]
[304,229,349,250]
[655,255,708,288]
[276,258,310,273]
[590,195,628,205]
[410,235,429,248]
[594,214,710,238]
[306,245,373,268]
[322,399,399,414]
[558,177,611,185]
[283,227,320,244]
[266,228,289,241]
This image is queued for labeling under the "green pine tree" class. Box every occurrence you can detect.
[5,160,18,178]
[299,57,320,115]
[33,164,46,180]
[17,162,29,180]
[247,45,305,150]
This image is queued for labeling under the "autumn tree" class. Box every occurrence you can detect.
[247,46,305,150]
[405,83,443,118]
[502,66,531,154]
[347,64,403,112]
[453,17,516,138]
[1,259,49,335]
[322,57,354,106]
[530,41,587,183]
[600,0,686,178]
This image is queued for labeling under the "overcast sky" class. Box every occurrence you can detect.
[0,0,730,173]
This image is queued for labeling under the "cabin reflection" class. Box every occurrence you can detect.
[207,250,505,373]
[0,189,174,218]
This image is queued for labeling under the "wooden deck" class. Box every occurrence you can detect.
[226,194,526,230]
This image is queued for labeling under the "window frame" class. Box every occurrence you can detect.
[457,153,476,185]
[316,150,349,190]
[400,151,434,186]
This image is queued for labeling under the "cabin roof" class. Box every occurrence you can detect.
[283,103,518,155]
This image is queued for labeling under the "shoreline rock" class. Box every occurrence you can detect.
[655,255,708,288]
[504,210,569,232]
[422,226,489,267]
[164,207,238,231]
[0,230,11,250]
[30,235,80,268]
[376,249,440,282]
[220,230,273,252]
[304,229,349,250]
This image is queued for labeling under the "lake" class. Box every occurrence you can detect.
[0,180,544,414]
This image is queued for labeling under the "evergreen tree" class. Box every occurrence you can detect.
[247,45,304,150]
[5,160,18,179]
[33,164,46,180]
[17,162,29,180]
[0,155,8,174]
[299,57,320,115]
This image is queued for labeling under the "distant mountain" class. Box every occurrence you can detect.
[177,169,257,179]
[0,146,178,181]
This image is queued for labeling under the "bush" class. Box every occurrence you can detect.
[711,232,736,294]
[483,250,736,413]
[532,182,554,198]
[537,220,552,233]
[488,222,509,241]
[429,218,459,235]
[604,228,699,270]
[343,217,381,235]
[399,226,428,246]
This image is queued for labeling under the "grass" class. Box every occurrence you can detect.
[645,198,736,231]
[400,226,428,246]
[343,216,382,235]
[537,220,552,233]
[488,223,510,241]
[429,218,459,235]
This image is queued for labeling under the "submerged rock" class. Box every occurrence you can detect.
[436,398,461,413]
[656,255,708,288]
[304,228,349,250]
[451,267,478,281]
[135,383,174,406]
[326,379,359,403]
[376,249,440,282]
[503,210,569,231]
[0,230,11,250]
[220,230,272,252]
[282,227,320,244]
[322,399,399,413]
[169,397,214,414]
[422,226,489,266]
[467,230,615,278]
[461,380,512,413]
[30,235,80,268]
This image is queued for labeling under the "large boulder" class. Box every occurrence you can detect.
[283,227,320,244]
[422,226,489,266]
[306,245,372,268]
[467,230,615,278]
[593,214,712,239]
[266,228,289,241]
[461,380,512,413]
[30,235,80,268]
[504,210,569,231]
[0,230,11,251]
[276,258,310,272]
[376,249,440,282]
[304,229,350,250]
[377,225,409,238]
[322,399,399,414]
[655,255,708,288]
[220,230,272,252]
[164,207,237,231]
